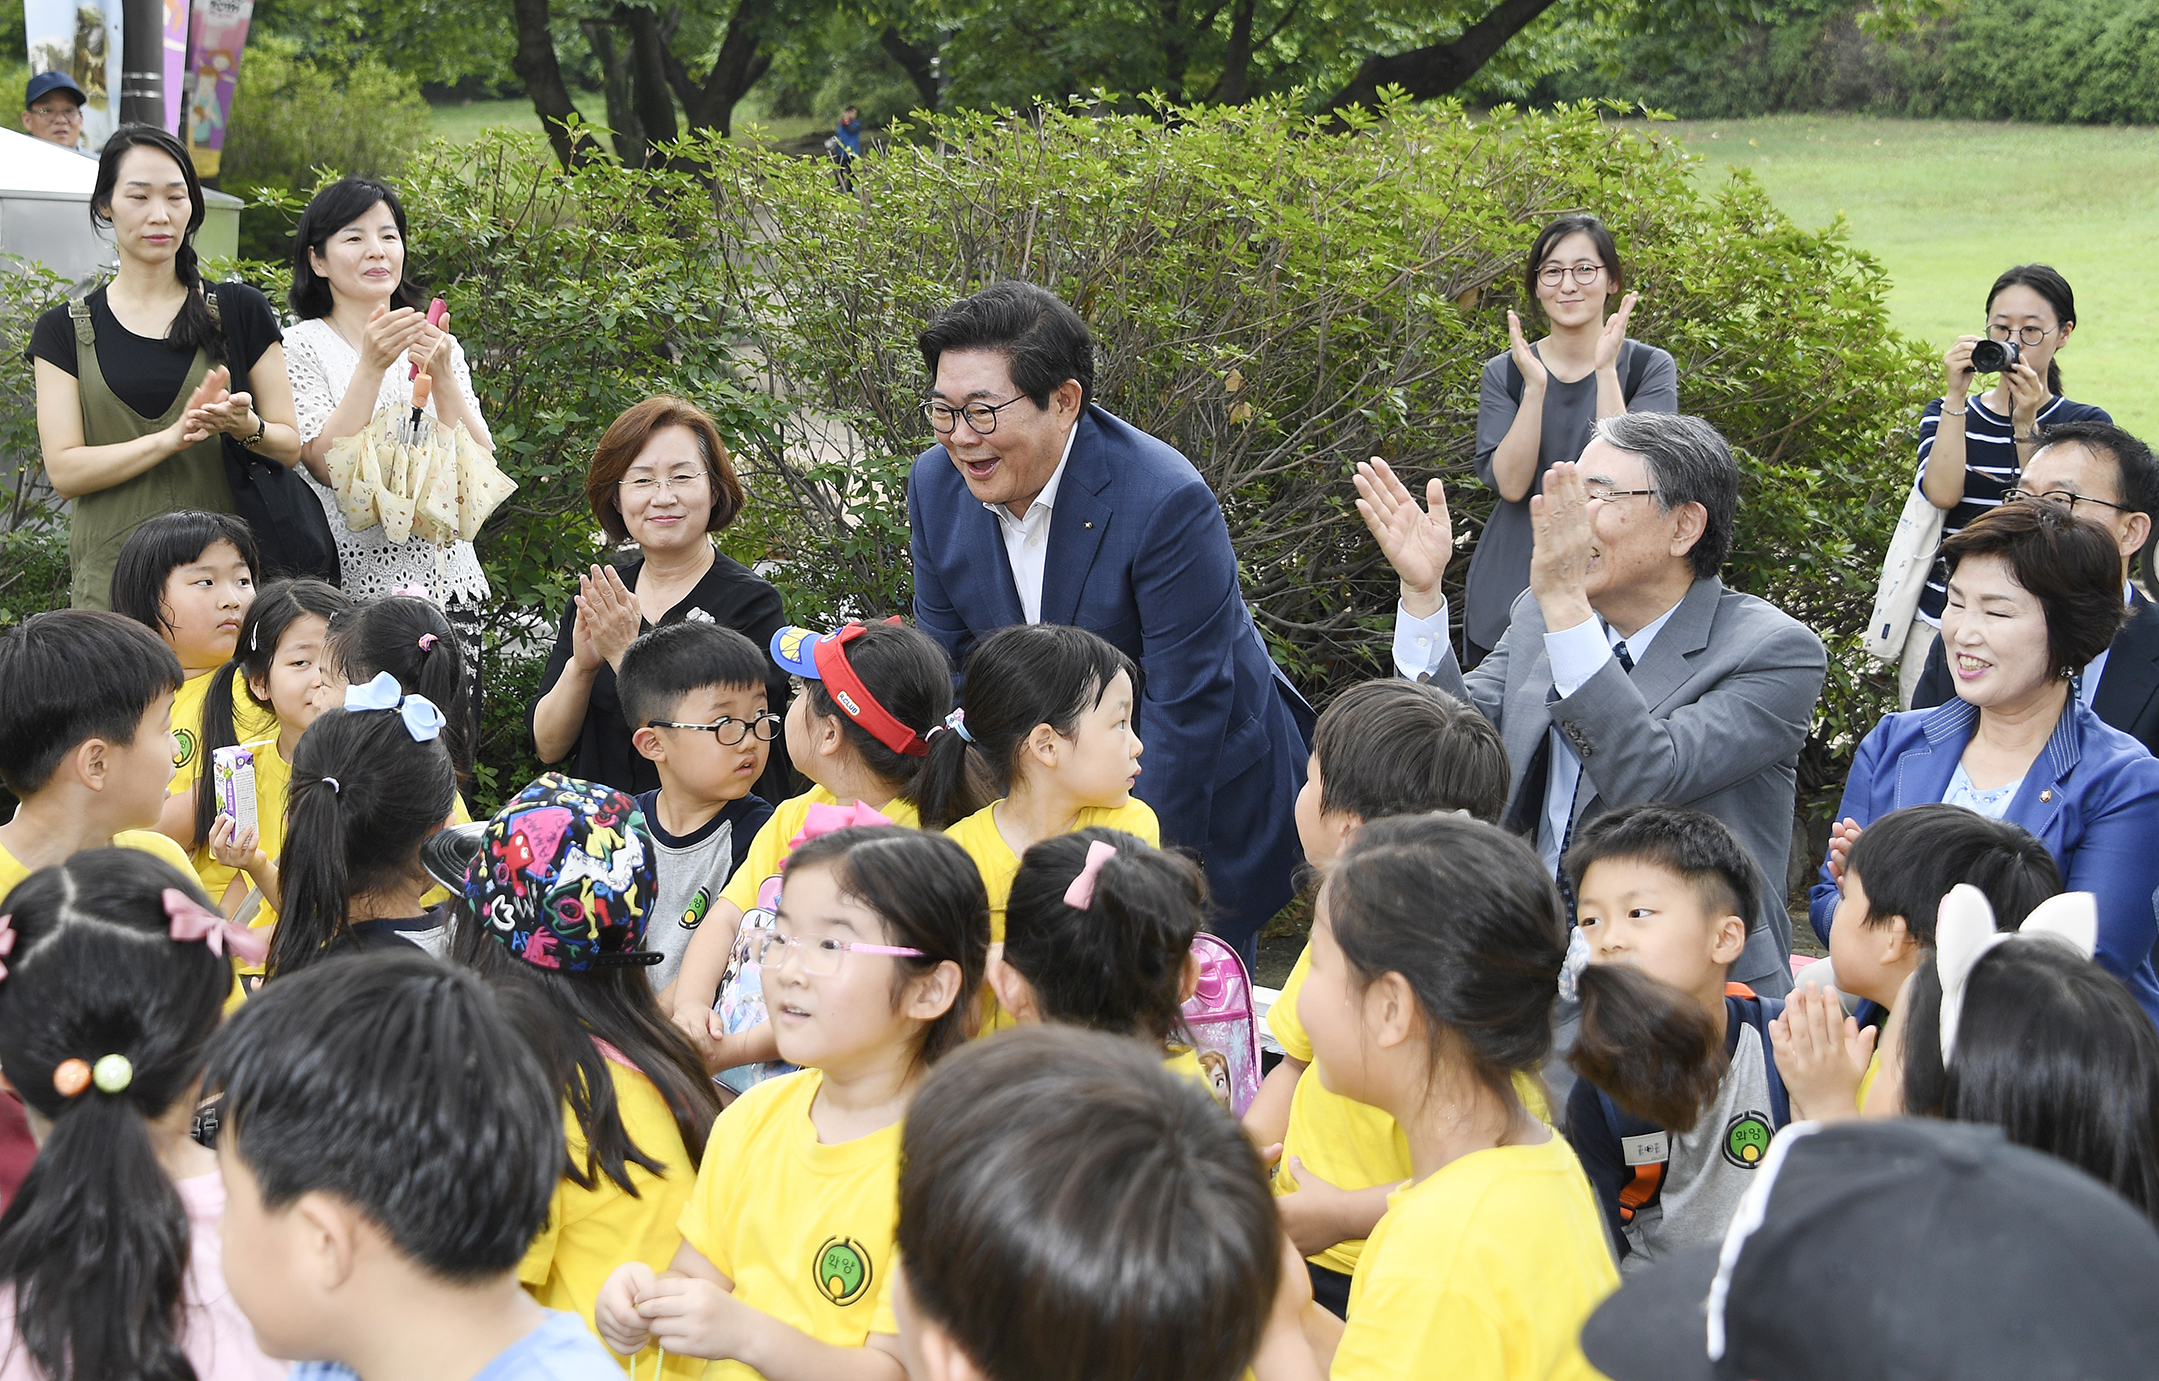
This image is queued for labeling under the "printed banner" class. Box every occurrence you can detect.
[182,0,252,177]
[23,0,126,149]
[164,0,190,132]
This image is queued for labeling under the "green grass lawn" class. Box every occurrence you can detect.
[427,89,821,149]
[1648,114,2159,437]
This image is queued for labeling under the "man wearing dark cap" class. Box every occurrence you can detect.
[22,71,88,152]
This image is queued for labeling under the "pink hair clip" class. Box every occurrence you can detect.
[417,633,439,652]
[163,888,271,966]
[0,913,15,980]
[1064,841,1118,909]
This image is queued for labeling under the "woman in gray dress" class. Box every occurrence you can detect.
[1462,214,1678,663]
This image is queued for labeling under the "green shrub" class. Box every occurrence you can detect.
[689,98,1929,807]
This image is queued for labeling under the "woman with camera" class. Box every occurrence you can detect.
[1460,213,1677,664]
[1903,265,2111,703]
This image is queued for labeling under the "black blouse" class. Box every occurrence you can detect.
[529,546,796,804]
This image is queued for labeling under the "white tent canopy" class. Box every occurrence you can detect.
[1,128,242,283]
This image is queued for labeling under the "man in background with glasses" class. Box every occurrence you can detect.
[21,71,89,153]
[907,280,1315,964]
[1912,420,2159,758]
[1360,411,1824,1013]
[617,620,779,997]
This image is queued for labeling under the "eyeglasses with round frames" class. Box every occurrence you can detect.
[923,396,1029,435]
[2005,487,2131,516]
[645,709,782,745]
[753,929,924,977]
[1988,324,2059,347]
[1538,263,1607,288]
[617,471,709,497]
[28,104,82,120]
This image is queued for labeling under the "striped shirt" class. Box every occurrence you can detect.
[1915,392,2111,622]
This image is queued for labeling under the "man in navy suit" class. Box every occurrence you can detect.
[1911,420,2159,756]
[907,282,1313,958]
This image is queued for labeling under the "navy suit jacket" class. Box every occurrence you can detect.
[1913,589,2159,759]
[1810,698,2159,1026]
[909,406,1312,948]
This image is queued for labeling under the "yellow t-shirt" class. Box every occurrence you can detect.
[1333,1134,1619,1381]
[944,798,1160,1034]
[169,667,278,794]
[719,788,924,917]
[1271,941,1550,1277]
[1857,1049,1882,1111]
[193,737,290,924]
[0,831,244,1010]
[677,1068,900,1379]
[521,1055,704,1380]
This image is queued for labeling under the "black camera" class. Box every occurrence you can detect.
[1970,338,2021,373]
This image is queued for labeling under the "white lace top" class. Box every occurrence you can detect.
[283,316,493,604]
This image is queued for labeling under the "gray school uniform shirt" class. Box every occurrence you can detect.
[1461,339,1678,651]
[1618,1018,1777,1274]
[634,789,772,992]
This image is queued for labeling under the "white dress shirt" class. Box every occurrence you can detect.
[1393,596,1682,874]
[987,425,1079,624]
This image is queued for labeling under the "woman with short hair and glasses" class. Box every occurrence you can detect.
[1902,265,2111,706]
[1462,213,1678,664]
[529,396,794,803]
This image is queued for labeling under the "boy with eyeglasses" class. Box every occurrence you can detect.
[21,71,88,151]
[620,620,777,997]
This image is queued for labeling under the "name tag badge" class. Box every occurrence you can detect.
[1622,1132,1670,1167]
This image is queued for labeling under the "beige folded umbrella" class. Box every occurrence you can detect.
[324,404,516,546]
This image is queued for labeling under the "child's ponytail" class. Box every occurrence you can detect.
[1005,827,1204,1047]
[798,621,984,828]
[325,597,475,786]
[913,623,1133,816]
[0,849,233,1381]
[269,701,457,979]
[192,577,350,848]
[1568,964,1726,1131]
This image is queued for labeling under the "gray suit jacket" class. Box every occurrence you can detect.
[1424,576,1827,994]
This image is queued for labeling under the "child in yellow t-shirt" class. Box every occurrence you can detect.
[106,512,265,844]
[915,624,1156,1029]
[454,775,723,1379]
[184,579,351,920]
[990,827,1224,1101]
[0,610,203,896]
[671,619,972,1073]
[1242,679,1510,1318]
[595,825,990,1381]
[1253,816,1617,1381]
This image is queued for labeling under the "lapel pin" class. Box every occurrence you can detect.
[2041,790,2054,803]
[1084,521,1094,529]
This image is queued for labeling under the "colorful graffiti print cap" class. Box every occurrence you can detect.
[464,773,661,971]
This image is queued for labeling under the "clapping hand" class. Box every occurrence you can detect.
[1353,457,1453,618]
[1527,461,1596,632]
[576,565,643,672]
[1507,311,1547,390]
[1768,982,1875,1122]
[1825,818,1863,884]
[1594,292,1640,374]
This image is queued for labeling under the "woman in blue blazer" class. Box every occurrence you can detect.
[1811,501,2159,1024]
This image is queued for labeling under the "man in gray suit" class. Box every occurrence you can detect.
[1356,411,1825,994]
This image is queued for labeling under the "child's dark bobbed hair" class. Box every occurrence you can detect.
[194,577,351,847]
[0,850,234,1381]
[109,509,260,638]
[782,825,990,1069]
[269,702,457,979]
[898,1025,1278,1381]
[1004,828,1203,1048]
[797,621,974,828]
[918,623,1135,809]
[1901,939,2159,1226]
[1325,814,1566,1112]
[325,595,475,784]
[1312,679,1509,825]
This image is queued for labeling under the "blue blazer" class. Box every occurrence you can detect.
[909,406,1313,951]
[1810,697,2159,1025]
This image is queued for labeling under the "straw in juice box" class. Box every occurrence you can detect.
[211,745,258,834]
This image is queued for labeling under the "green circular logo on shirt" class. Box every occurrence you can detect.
[814,1236,873,1306]
[1723,1112,1773,1169]
[172,727,197,770]
[681,887,711,930]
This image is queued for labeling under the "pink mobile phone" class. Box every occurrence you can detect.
[409,297,448,380]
